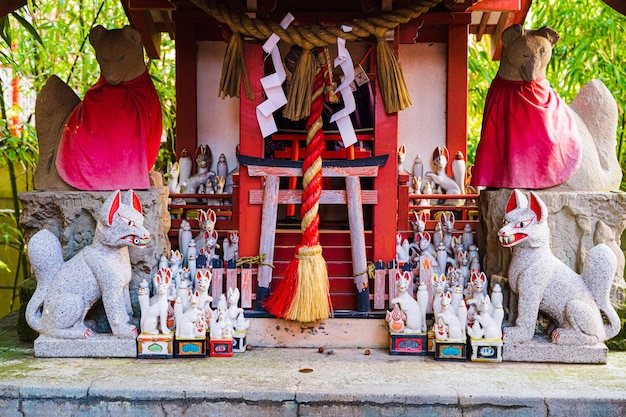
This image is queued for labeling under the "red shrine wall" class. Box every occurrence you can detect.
[194,41,450,176]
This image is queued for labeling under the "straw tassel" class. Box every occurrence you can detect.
[218,32,254,99]
[263,54,331,322]
[376,37,412,113]
[282,49,316,121]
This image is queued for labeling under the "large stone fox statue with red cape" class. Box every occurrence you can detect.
[34,25,162,191]
[471,24,621,191]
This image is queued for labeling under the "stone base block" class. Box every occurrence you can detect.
[137,333,174,359]
[503,335,608,364]
[34,334,137,358]
[434,340,467,361]
[389,333,428,355]
[470,338,503,362]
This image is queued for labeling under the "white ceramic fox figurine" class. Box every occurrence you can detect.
[431,273,446,317]
[138,270,171,335]
[193,208,216,250]
[223,232,239,262]
[395,233,410,264]
[467,294,502,340]
[386,303,406,333]
[390,271,423,333]
[227,287,249,332]
[167,161,181,194]
[195,269,213,310]
[500,189,620,345]
[424,146,461,204]
[174,290,203,338]
[435,291,464,342]
[26,190,149,339]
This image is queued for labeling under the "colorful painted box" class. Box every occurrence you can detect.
[174,337,207,358]
[469,338,503,362]
[434,340,467,361]
[209,338,233,357]
[137,333,174,359]
[389,333,428,355]
[232,332,247,353]
[427,329,435,353]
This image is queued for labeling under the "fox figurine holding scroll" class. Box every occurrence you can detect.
[499,190,620,346]
[26,190,151,339]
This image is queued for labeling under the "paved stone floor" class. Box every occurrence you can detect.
[1,313,626,417]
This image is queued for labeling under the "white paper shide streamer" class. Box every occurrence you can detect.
[329,25,357,148]
[256,13,295,138]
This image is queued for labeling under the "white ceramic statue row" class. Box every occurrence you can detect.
[174,208,239,280]
[386,269,503,343]
[398,144,466,206]
[139,265,249,339]
[397,211,479,288]
[167,146,237,202]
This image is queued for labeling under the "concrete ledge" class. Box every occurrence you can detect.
[246,317,389,348]
[2,314,626,416]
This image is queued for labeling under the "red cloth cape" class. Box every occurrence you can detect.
[470,76,581,189]
[56,71,162,190]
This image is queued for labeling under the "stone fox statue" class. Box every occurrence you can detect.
[26,190,151,339]
[471,24,621,191]
[499,190,620,346]
[34,25,162,191]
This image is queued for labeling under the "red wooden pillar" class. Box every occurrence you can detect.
[446,22,469,168]
[173,10,198,157]
[238,42,264,260]
[373,29,400,264]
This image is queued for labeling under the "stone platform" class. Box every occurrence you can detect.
[2,313,626,417]
[33,334,137,358]
[503,335,608,364]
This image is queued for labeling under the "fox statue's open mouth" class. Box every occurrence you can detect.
[498,233,526,247]
[123,235,151,246]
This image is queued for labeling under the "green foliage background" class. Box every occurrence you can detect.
[0,0,175,315]
[468,0,626,192]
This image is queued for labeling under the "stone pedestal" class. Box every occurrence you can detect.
[19,187,170,356]
[34,334,137,358]
[503,336,608,364]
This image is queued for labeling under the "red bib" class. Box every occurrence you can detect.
[471,76,581,189]
[56,71,162,190]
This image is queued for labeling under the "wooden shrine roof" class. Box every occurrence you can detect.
[121,0,532,60]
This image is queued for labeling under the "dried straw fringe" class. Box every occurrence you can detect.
[218,33,254,99]
[283,49,316,121]
[376,38,412,113]
[283,245,332,322]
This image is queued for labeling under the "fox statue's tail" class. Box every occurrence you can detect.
[25,229,65,333]
[581,242,621,340]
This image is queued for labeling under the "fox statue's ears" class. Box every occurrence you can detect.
[103,189,142,226]
[105,190,122,226]
[505,189,545,223]
[528,191,544,223]
[505,189,528,214]
[433,146,449,162]
[123,189,142,214]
